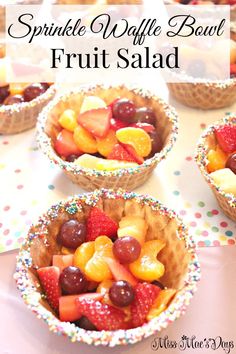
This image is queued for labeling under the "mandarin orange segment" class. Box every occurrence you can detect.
[116,127,152,157]
[118,216,148,246]
[207,146,228,173]
[96,279,113,305]
[73,241,95,272]
[61,246,74,255]
[58,109,78,132]
[97,130,118,157]
[73,125,98,154]
[10,83,28,96]
[85,236,114,282]
[146,289,177,320]
[129,240,165,282]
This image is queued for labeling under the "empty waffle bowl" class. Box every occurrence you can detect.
[15,189,200,347]
[37,84,178,191]
[195,114,236,221]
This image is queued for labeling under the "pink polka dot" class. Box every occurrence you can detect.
[180,210,187,216]
[0,223,2,228]
[15,169,21,173]
[6,239,12,246]
[195,212,202,219]
[3,205,10,211]
[220,221,228,228]
[190,221,197,227]
[186,156,192,161]
[202,230,209,237]
[3,229,9,236]
[20,210,27,216]
[17,184,24,190]
[198,241,205,247]
[213,240,220,246]
[18,237,24,244]
[228,239,235,245]
[200,123,206,129]
[3,141,9,145]
[25,220,32,225]
[212,209,219,215]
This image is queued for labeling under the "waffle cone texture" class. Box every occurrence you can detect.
[0,85,56,135]
[37,84,178,191]
[15,189,200,347]
[195,114,236,221]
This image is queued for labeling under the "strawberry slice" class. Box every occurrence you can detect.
[121,144,144,165]
[131,283,160,328]
[59,293,103,322]
[37,266,61,311]
[77,107,111,138]
[86,207,118,242]
[108,143,137,163]
[129,123,155,133]
[215,125,236,153]
[110,118,127,132]
[52,255,74,272]
[76,299,128,330]
[230,64,236,77]
[104,257,138,287]
[54,129,82,158]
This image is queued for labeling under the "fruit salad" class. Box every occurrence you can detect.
[174,0,236,5]
[36,207,176,331]
[206,124,236,196]
[0,82,52,106]
[54,95,163,172]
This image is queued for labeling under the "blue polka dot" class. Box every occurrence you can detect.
[14,231,21,237]
[174,171,181,176]
[173,190,180,196]
[48,184,55,190]
[225,230,233,237]
[204,240,211,247]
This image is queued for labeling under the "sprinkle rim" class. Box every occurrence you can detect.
[36,83,179,178]
[15,188,200,347]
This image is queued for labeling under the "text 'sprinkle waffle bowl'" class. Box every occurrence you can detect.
[14,189,200,347]
[37,84,178,191]
[195,114,236,221]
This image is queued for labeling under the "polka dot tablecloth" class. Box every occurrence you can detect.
[0,83,235,253]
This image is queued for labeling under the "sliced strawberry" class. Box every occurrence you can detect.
[86,207,118,242]
[230,64,236,76]
[104,257,138,287]
[37,266,61,311]
[76,299,128,330]
[77,107,111,138]
[52,255,74,272]
[131,283,160,328]
[54,129,82,158]
[129,123,155,133]
[110,118,127,132]
[215,125,236,153]
[121,143,144,165]
[107,143,137,163]
[59,293,103,322]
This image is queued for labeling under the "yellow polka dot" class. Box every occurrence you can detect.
[220,235,227,242]
[203,222,210,228]
[184,202,192,208]
[0,163,5,170]
[31,200,38,206]
[11,219,19,226]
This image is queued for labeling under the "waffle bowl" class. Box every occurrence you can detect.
[167,80,236,110]
[55,0,142,4]
[37,84,178,191]
[195,114,236,221]
[0,84,56,135]
[15,189,200,347]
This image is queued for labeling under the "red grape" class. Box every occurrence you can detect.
[0,85,10,104]
[113,236,141,264]
[23,83,47,102]
[4,94,24,105]
[226,153,236,174]
[109,280,134,307]
[134,107,156,125]
[148,131,163,157]
[76,316,98,330]
[152,280,165,290]
[59,266,87,295]
[57,220,86,249]
[112,98,136,123]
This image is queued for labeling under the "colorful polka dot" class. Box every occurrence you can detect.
[2,141,9,145]
[190,221,197,227]
[3,229,9,236]
[213,240,220,247]
[225,230,233,237]
[3,205,10,211]
[228,239,235,245]
[198,201,205,207]
[195,213,202,219]
[207,211,213,217]
[220,221,228,228]
[173,191,180,196]
[14,169,21,173]
[186,156,192,161]
[211,209,219,216]
[48,184,55,190]
[20,210,27,216]
[0,163,5,170]
[17,185,24,190]
[180,210,187,216]
[174,171,181,176]
[204,240,211,247]
[202,230,209,237]
[211,226,219,233]
[220,235,227,242]
[198,241,205,247]
[200,123,206,129]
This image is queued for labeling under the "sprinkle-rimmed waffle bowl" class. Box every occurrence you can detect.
[15,189,200,347]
